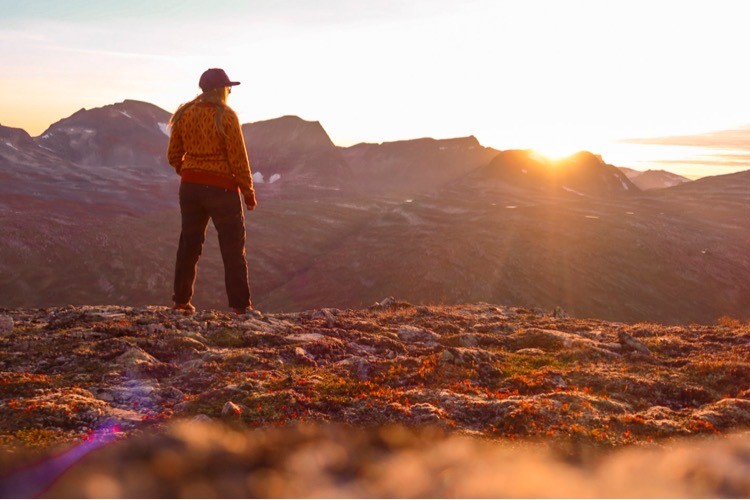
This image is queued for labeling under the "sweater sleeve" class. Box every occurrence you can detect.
[167,121,185,174]
[224,109,255,199]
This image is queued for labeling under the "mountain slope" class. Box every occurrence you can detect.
[243,115,353,195]
[258,164,750,323]
[474,150,638,197]
[620,168,691,190]
[35,99,172,171]
[341,136,498,198]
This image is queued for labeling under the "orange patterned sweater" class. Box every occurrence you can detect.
[167,102,255,199]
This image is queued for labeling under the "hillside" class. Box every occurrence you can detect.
[0,302,749,496]
[341,136,498,198]
[243,115,353,195]
[259,167,750,323]
[2,100,750,324]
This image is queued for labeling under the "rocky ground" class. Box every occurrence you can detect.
[0,300,749,497]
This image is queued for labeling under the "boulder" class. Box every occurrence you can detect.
[398,326,440,345]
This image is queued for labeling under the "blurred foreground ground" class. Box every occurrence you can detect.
[2,421,750,498]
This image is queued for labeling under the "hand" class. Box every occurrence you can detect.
[244,194,257,211]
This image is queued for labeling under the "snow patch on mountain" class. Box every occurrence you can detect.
[252,172,264,183]
[562,185,585,196]
[158,123,169,137]
[4,141,18,151]
[269,173,281,184]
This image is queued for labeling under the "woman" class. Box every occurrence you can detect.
[167,68,257,315]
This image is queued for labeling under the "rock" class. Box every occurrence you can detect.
[183,331,209,343]
[584,345,623,360]
[552,306,568,318]
[397,326,440,344]
[182,359,204,370]
[416,306,431,315]
[458,334,479,348]
[109,380,159,404]
[115,348,161,369]
[548,374,567,389]
[693,399,750,429]
[351,358,372,381]
[221,401,243,418]
[478,362,503,379]
[410,402,442,423]
[97,391,115,402]
[618,331,651,355]
[0,315,13,335]
[144,323,166,335]
[171,336,207,352]
[515,348,546,355]
[371,297,396,309]
[192,414,212,423]
[312,309,337,328]
[439,350,456,364]
[85,310,126,321]
[287,333,325,343]
[292,346,317,366]
[509,329,573,350]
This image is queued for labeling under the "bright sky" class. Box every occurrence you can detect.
[2,0,750,178]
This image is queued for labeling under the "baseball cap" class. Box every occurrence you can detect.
[199,68,241,92]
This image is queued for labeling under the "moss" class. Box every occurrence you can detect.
[500,353,569,377]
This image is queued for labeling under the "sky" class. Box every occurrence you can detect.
[2,0,750,178]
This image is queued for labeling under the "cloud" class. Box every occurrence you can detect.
[652,154,750,167]
[622,126,750,151]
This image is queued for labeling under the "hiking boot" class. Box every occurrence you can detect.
[233,303,258,316]
[172,302,196,314]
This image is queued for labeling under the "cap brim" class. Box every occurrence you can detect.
[228,81,240,86]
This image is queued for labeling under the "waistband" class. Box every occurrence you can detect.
[185,152,228,161]
[181,170,239,191]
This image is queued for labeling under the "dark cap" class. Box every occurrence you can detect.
[199,68,240,92]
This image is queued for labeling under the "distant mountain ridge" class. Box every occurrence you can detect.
[243,115,352,193]
[473,149,638,197]
[3,99,750,323]
[36,99,172,170]
[340,136,498,197]
[619,167,691,190]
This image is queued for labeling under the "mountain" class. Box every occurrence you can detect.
[3,100,750,324]
[620,167,691,190]
[473,150,638,197]
[35,99,172,171]
[0,101,178,214]
[0,123,136,213]
[243,115,353,195]
[341,136,498,198]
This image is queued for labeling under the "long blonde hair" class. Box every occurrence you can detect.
[168,87,228,137]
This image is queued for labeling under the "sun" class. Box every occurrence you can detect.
[530,141,587,162]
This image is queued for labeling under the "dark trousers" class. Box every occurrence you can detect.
[173,182,251,309]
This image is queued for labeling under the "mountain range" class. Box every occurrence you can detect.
[1,99,748,324]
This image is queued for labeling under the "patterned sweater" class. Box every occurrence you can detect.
[167,102,255,200]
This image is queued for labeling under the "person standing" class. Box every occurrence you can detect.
[167,68,257,314]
